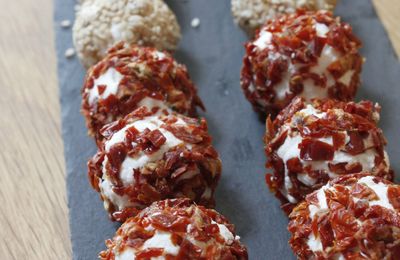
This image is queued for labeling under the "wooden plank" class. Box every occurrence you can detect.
[373,0,400,57]
[0,0,71,258]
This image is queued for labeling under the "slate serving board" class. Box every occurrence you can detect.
[55,0,400,259]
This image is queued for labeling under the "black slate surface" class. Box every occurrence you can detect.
[54,0,400,259]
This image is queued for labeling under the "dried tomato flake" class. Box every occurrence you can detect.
[88,111,221,223]
[299,138,334,161]
[135,248,164,259]
[346,132,365,155]
[98,199,248,259]
[241,10,362,115]
[97,84,107,95]
[289,174,400,259]
[146,129,166,148]
[264,98,391,209]
[81,45,204,142]
[388,186,400,209]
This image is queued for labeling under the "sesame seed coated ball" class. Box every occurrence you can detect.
[231,0,337,35]
[81,43,204,141]
[265,98,392,213]
[99,198,248,260]
[289,174,400,259]
[88,108,221,222]
[73,0,181,68]
[241,10,363,116]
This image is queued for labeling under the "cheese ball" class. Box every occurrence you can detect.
[231,0,337,35]
[265,98,392,213]
[241,10,363,116]
[88,107,221,222]
[81,43,204,141]
[73,0,181,68]
[289,174,400,259]
[99,198,248,259]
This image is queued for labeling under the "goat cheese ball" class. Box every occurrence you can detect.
[88,108,221,222]
[81,43,204,140]
[231,0,337,35]
[241,10,363,116]
[99,199,248,260]
[265,98,392,213]
[289,174,400,259]
[73,0,181,68]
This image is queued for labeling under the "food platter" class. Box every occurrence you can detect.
[55,0,400,258]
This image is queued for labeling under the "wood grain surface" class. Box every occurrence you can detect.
[0,0,71,259]
[0,0,397,259]
[373,0,400,57]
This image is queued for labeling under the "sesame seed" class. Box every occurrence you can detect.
[191,18,200,28]
[73,0,181,68]
[60,20,71,28]
[65,48,75,58]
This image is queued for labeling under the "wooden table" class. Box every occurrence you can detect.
[0,0,398,259]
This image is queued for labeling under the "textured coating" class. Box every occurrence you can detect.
[55,0,400,259]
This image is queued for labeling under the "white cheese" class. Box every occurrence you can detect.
[88,68,124,105]
[253,29,273,50]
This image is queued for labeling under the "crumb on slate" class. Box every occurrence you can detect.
[60,20,71,28]
[65,48,75,58]
[191,18,200,28]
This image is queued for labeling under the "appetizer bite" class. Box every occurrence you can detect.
[232,0,337,35]
[81,43,204,140]
[241,10,363,116]
[99,198,248,259]
[265,98,392,212]
[88,107,221,222]
[73,0,181,68]
[289,174,400,259]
